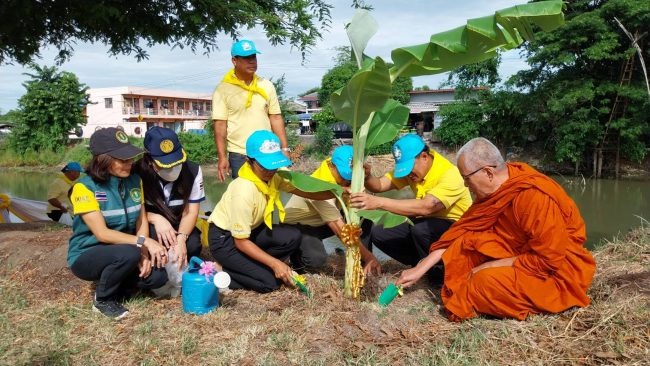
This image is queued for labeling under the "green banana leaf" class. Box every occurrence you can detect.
[389,0,565,78]
[365,99,410,151]
[276,170,343,197]
[345,9,378,69]
[357,209,412,229]
[330,57,391,131]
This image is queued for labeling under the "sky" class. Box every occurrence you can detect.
[0,0,531,112]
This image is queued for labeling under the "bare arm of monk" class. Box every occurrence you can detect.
[469,256,518,277]
[396,248,446,288]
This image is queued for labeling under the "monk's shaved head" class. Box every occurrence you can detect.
[457,137,505,171]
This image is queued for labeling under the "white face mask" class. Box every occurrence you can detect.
[157,164,182,182]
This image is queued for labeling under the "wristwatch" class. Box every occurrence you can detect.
[177,232,190,240]
[281,147,292,152]
[136,235,146,248]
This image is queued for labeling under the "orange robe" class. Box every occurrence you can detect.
[430,163,596,321]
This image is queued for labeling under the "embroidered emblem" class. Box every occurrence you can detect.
[74,196,89,203]
[95,191,108,201]
[115,130,129,143]
[259,139,280,154]
[242,42,252,51]
[159,139,174,153]
[130,188,142,203]
[392,146,402,161]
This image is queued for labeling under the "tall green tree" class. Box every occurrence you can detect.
[0,0,332,65]
[9,64,90,153]
[511,0,650,163]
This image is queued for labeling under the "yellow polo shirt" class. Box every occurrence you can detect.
[385,151,472,221]
[212,76,281,155]
[283,159,342,227]
[46,174,78,213]
[208,174,295,239]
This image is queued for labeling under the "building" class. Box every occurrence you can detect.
[407,87,487,131]
[83,87,212,138]
[296,92,321,114]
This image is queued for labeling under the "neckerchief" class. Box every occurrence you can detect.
[237,162,284,229]
[222,69,269,108]
[310,159,337,184]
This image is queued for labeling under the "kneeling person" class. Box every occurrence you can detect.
[351,134,472,278]
[283,145,381,275]
[207,130,333,293]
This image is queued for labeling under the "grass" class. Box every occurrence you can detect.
[0,226,649,365]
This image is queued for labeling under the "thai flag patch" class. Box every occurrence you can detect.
[95,191,108,201]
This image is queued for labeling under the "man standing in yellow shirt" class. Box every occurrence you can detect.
[350,134,472,282]
[46,161,83,222]
[212,39,289,181]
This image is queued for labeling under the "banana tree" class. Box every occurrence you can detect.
[282,0,566,299]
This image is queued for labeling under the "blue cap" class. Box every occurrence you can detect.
[231,40,261,57]
[143,126,187,168]
[331,145,353,181]
[392,134,426,178]
[246,130,291,170]
[62,161,83,172]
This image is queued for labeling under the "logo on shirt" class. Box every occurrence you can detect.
[160,139,174,153]
[75,195,89,203]
[392,146,402,161]
[95,191,108,201]
[130,188,142,203]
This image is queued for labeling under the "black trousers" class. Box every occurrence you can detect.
[47,210,63,222]
[371,216,453,266]
[228,152,247,179]
[208,223,301,293]
[148,224,202,259]
[290,220,374,272]
[70,244,168,301]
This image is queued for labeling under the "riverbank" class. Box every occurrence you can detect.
[0,222,648,365]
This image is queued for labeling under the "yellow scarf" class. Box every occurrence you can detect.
[310,159,337,184]
[237,162,284,229]
[222,69,269,108]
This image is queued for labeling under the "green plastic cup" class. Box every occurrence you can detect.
[378,283,401,306]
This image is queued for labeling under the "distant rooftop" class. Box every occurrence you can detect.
[88,86,211,100]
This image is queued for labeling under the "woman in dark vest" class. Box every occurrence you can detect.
[134,126,205,269]
[68,127,168,320]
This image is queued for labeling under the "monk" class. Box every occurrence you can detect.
[396,137,596,321]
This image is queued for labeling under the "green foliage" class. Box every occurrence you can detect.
[8,64,90,154]
[276,170,342,196]
[312,105,338,126]
[437,101,483,147]
[357,209,412,229]
[177,132,217,165]
[318,62,358,107]
[0,109,21,124]
[306,123,333,159]
[286,123,301,150]
[63,141,92,166]
[366,137,396,156]
[0,0,333,64]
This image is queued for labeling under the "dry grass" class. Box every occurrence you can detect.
[1,224,649,365]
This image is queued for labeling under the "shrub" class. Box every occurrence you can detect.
[306,123,333,159]
[178,132,217,165]
[63,141,92,166]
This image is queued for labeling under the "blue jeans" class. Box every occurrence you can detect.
[228,152,247,179]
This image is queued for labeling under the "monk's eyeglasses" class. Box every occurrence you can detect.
[461,165,496,180]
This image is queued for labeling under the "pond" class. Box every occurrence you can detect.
[1,169,649,249]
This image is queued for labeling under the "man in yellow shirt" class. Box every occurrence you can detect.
[212,39,289,181]
[46,161,83,222]
[350,134,472,281]
[283,146,381,275]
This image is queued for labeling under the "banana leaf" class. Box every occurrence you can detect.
[330,57,391,130]
[357,209,412,229]
[389,0,565,79]
[365,99,410,151]
[345,9,378,69]
[276,170,343,197]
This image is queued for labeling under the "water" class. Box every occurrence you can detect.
[2,169,648,248]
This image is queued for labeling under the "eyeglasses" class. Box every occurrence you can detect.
[461,165,496,180]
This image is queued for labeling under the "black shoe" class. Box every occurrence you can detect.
[93,297,129,320]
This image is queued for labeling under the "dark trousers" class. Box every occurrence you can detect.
[208,223,301,293]
[229,152,247,179]
[70,244,168,301]
[371,216,453,266]
[290,220,374,272]
[148,224,202,259]
[47,210,63,222]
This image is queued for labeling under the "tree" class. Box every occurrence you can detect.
[511,0,650,164]
[8,64,90,153]
[0,0,333,65]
